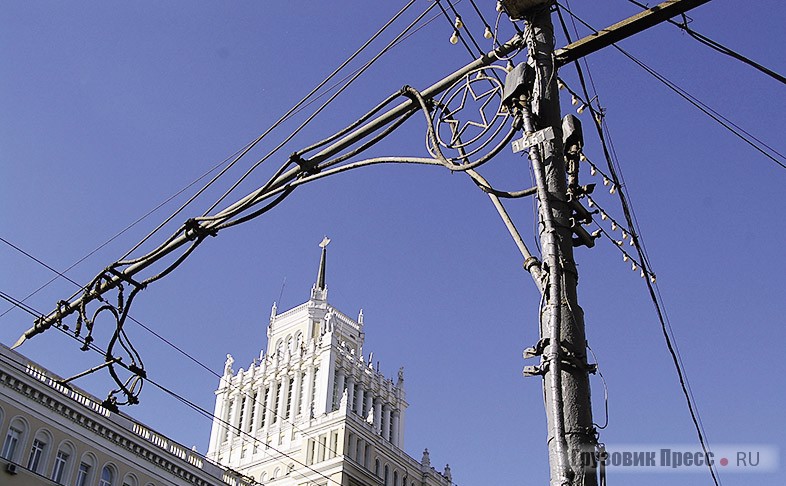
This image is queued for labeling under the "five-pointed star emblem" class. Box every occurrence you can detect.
[439,74,503,148]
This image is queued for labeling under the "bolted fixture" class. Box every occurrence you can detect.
[500,0,554,20]
[562,114,583,162]
[501,62,536,109]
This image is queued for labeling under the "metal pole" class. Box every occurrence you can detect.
[525,7,597,486]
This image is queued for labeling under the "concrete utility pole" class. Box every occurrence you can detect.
[505,1,712,485]
[522,7,597,486]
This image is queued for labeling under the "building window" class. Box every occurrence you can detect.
[272,383,281,421]
[248,391,257,432]
[384,465,390,486]
[296,371,306,415]
[261,386,269,427]
[99,465,114,486]
[310,367,319,414]
[238,395,247,432]
[122,473,138,486]
[27,438,47,472]
[223,399,234,442]
[284,377,294,420]
[1,427,21,460]
[52,449,70,484]
[75,462,92,486]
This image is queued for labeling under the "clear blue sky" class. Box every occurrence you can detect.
[1,1,784,485]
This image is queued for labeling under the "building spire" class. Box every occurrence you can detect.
[316,236,330,290]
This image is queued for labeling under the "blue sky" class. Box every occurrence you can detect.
[1,1,784,485]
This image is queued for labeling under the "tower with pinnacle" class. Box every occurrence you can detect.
[206,239,453,486]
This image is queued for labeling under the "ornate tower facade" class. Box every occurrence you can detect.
[206,240,453,486]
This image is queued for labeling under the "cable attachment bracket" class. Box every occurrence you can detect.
[106,267,146,291]
[290,152,320,176]
[184,218,217,241]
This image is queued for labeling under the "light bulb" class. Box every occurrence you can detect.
[496,2,504,12]
[616,240,624,246]
[609,185,616,194]
[454,16,463,29]
[623,254,629,262]
[557,79,566,90]
[571,95,579,106]
[450,32,459,44]
[591,229,602,238]
[611,222,617,231]
[587,198,594,207]
[577,104,586,114]
[590,166,597,176]
[579,153,587,161]
[632,262,637,271]
[601,212,607,221]
[484,26,493,39]
[640,269,646,278]
[650,274,657,283]
[506,61,514,72]
[603,177,610,186]
[629,238,635,246]
[594,112,603,124]
[622,230,628,240]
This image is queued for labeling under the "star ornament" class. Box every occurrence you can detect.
[438,73,505,149]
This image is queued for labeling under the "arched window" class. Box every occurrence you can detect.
[375,458,380,477]
[393,470,399,486]
[99,464,116,486]
[50,441,75,485]
[384,465,390,486]
[1,416,29,462]
[295,332,304,354]
[122,472,139,486]
[275,339,284,357]
[75,453,97,486]
[27,428,52,473]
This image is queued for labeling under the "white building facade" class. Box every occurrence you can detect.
[0,342,255,486]
[206,242,453,486]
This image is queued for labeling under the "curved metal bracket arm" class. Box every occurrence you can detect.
[14,34,528,349]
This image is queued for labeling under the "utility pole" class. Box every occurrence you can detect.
[504,1,712,485]
[519,5,597,485]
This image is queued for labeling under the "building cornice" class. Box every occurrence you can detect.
[0,350,255,486]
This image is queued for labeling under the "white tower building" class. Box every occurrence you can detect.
[206,239,453,486]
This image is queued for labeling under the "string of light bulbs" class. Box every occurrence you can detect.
[555,6,721,486]
[587,212,656,284]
